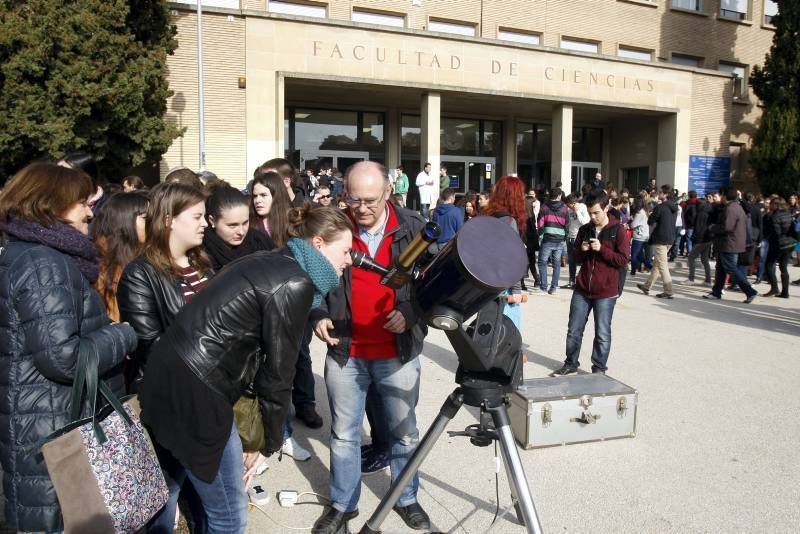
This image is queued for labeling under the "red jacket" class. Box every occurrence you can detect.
[573,216,631,299]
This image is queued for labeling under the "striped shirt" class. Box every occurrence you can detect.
[177,265,210,302]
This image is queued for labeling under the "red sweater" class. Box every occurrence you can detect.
[573,216,631,299]
[349,205,399,359]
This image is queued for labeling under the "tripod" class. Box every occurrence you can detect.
[359,374,544,534]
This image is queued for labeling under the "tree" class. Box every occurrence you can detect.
[749,0,800,197]
[0,0,182,182]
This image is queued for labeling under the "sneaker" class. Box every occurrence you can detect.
[559,282,574,289]
[702,292,721,300]
[655,293,674,299]
[682,278,697,285]
[281,437,311,461]
[743,293,757,304]
[636,283,650,295]
[550,365,577,377]
[530,288,546,295]
[547,287,557,295]
[361,450,390,475]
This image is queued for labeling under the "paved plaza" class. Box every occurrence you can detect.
[250,261,800,533]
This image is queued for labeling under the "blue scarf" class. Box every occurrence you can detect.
[286,237,340,307]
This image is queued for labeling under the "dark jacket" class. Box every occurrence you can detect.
[693,200,713,244]
[712,200,748,253]
[648,200,677,245]
[432,203,464,244]
[310,205,428,366]
[155,249,314,455]
[0,240,137,532]
[573,216,631,299]
[763,209,794,249]
[683,198,698,229]
[117,259,214,390]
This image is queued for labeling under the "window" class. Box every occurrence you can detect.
[173,0,239,7]
[618,46,653,61]
[764,0,778,25]
[498,28,541,45]
[672,0,701,11]
[428,19,476,37]
[719,61,747,98]
[268,1,326,18]
[720,0,748,20]
[560,37,600,54]
[352,9,404,27]
[671,53,703,67]
[622,167,650,193]
[516,123,552,190]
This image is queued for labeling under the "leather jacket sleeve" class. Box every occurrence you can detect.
[117,262,166,368]
[255,277,315,455]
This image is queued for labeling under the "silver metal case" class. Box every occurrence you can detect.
[508,374,638,449]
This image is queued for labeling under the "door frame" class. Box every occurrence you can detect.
[300,149,371,173]
[441,156,497,194]
[571,161,602,194]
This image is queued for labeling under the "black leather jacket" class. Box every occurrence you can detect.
[117,259,205,390]
[159,249,314,455]
[310,205,428,366]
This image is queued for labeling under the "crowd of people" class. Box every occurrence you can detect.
[0,153,798,534]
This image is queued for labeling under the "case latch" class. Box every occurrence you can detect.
[541,403,552,427]
[617,397,628,417]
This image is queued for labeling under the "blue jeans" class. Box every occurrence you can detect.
[325,356,421,512]
[757,239,769,279]
[711,252,757,298]
[184,423,248,533]
[420,203,430,219]
[566,238,577,284]
[630,240,651,274]
[565,291,617,372]
[539,240,564,290]
[685,228,694,254]
[147,438,207,533]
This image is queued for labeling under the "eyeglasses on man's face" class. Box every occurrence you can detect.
[344,191,386,209]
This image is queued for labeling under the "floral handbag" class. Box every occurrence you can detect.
[40,341,168,533]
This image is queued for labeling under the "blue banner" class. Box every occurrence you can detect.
[688,156,731,196]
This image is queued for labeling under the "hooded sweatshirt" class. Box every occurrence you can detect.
[537,200,569,243]
[432,202,465,244]
[648,200,678,245]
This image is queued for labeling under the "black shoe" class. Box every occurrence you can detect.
[560,282,574,289]
[655,292,674,299]
[762,291,778,297]
[551,365,577,377]
[547,287,557,295]
[296,406,324,429]
[744,293,757,304]
[591,368,606,375]
[792,279,800,286]
[777,294,789,299]
[393,502,431,531]
[312,507,359,534]
[636,283,649,295]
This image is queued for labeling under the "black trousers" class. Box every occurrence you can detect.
[765,247,792,297]
[292,322,316,409]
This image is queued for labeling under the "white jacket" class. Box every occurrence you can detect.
[567,202,590,239]
[415,171,436,205]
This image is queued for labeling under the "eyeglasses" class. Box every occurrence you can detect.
[345,192,385,209]
[318,195,331,200]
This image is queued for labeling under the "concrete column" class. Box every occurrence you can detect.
[502,117,517,177]
[657,110,690,192]
[275,73,285,162]
[385,107,400,169]
[551,104,573,193]
[421,92,441,175]
[602,125,612,188]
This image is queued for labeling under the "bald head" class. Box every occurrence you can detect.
[344,161,391,231]
[344,161,389,189]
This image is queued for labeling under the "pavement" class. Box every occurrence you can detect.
[247,260,800,533]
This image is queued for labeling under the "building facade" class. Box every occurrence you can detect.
[161,0,777,199]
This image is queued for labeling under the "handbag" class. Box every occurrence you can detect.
[40,341,168,533]
[234,394,265,452]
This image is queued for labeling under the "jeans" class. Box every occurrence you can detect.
[292,323,316,410]
[687,241,712,282]
[564,291,617,373]
[184,423,248,534]
[325,356,421,512]
[566,238,577,284]
[147,437,207,534]
[538,240,564,290]
[366,383,390,453]
[669,229,683,260]
[630,240,651,274]
[712,252,757,298]
[765,247,791,296]
[757,239,769,280]
[643,244,673,295]
[420,203,430,219]
[684,228,694,254]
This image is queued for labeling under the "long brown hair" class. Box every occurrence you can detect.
[91,192,150,320]
[143,182,210,279]
[0,163,93,226]
[250,171,291,247]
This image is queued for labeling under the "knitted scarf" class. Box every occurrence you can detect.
[286,237,340,307]
[202,227,275,271]
[0,218,100,282]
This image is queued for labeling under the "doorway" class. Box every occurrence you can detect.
[440,157,496,194]
[571,162,601,194]
[299,150,370,175]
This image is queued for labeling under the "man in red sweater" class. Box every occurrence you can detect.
[311,162,430,533]
[552,189,631,376]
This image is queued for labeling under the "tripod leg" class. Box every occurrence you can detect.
[488,404,544,534]
[360,389,465,534]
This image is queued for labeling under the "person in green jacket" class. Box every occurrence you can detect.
[439,165,450,194]
[394,165,409,204]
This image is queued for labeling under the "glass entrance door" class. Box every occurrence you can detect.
[300,150,370,175]
[441,157,496,194]
[570,162,601,194]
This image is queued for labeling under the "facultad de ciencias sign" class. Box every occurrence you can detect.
[312,41,656,92]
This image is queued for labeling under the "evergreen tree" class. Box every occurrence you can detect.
[0,0,181,182]
[749,0,800,197]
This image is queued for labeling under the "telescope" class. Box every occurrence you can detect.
[351,216,544,534]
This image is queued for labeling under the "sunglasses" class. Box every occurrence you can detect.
[318,194,331,200]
